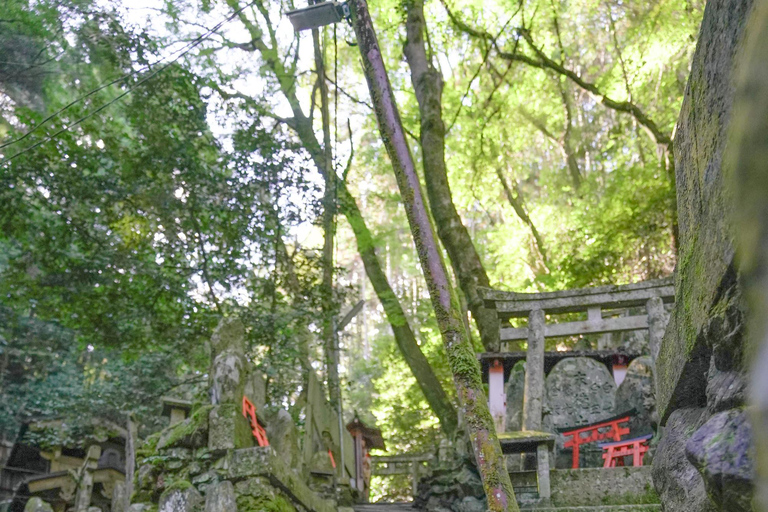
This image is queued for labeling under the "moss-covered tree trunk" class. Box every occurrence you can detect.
[402,0,500,352]
[349,1,518,509]
[337,179,458,436]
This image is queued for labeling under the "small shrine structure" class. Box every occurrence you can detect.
[479,277,673,432]
[0,419,129,512]
[477,277,674,503]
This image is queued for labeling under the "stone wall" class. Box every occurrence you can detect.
[652,0,757,510]
[548,467,659,508]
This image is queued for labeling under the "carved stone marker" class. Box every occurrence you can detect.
[209,317,247,406]
[207,317,253,452]
[505,361,525,432]
[545,357,616,468]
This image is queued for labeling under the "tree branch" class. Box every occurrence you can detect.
[440,0,673,155]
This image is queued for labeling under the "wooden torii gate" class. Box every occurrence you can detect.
[477,277,674,500]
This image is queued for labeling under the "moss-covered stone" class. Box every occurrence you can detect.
[549,467,659,508]
[156,405,213,452]
[208,403,254,452]
[234,477,296,512]
[157,480,201,512]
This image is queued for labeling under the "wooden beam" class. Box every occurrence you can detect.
[500,315,650,341]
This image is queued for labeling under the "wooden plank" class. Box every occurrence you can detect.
[500,315,650,341]
[493,286,674,318]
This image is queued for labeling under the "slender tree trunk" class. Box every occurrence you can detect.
[494,167,549,271]
[313,25,340,411]
[402,0,499,351]
[338,180,458,435]
[349,2,517,509]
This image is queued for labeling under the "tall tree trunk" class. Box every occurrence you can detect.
[338,179,458,436]
[402,0,500,351]
[349,2,518,509]
[313,25,340,411]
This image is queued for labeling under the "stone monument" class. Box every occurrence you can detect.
[544,357,616,468]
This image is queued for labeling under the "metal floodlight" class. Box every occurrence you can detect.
[285,1,350,31]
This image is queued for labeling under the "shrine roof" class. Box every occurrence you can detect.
[346,416,386,451]
[497,431,555,454]
[161,396,193,417]
[478,350,642,382]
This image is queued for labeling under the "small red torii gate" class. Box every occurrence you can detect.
[558,413,631,469]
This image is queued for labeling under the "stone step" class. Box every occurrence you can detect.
[352,504,415,512]
[351,502,660,512]
[521,505,661,512]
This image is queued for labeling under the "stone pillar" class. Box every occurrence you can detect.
[646,297,665,366]
[524,308,550,499]
[209,317,247,406]
[588,307,611,349]
[111,482,126,512]
[536,444,551,500]
[523,309,545,431]
[207,317,253,452]
[74,445,100,512]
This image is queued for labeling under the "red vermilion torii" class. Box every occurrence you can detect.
[242,396,269,447]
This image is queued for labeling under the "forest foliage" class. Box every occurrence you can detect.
[0,0,702,499]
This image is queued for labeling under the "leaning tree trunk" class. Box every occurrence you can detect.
[402,0,499,351]
[338,179,458,436]
[349,1,517,509]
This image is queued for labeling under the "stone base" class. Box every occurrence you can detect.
[208,404,254,452]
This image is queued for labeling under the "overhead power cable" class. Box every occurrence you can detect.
[0,2,256,165]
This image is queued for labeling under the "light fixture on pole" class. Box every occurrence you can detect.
[285,1,350,31]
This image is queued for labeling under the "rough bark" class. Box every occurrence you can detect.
[403,0,500,351]
[338,179,458,435]
[349,1,518,509]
